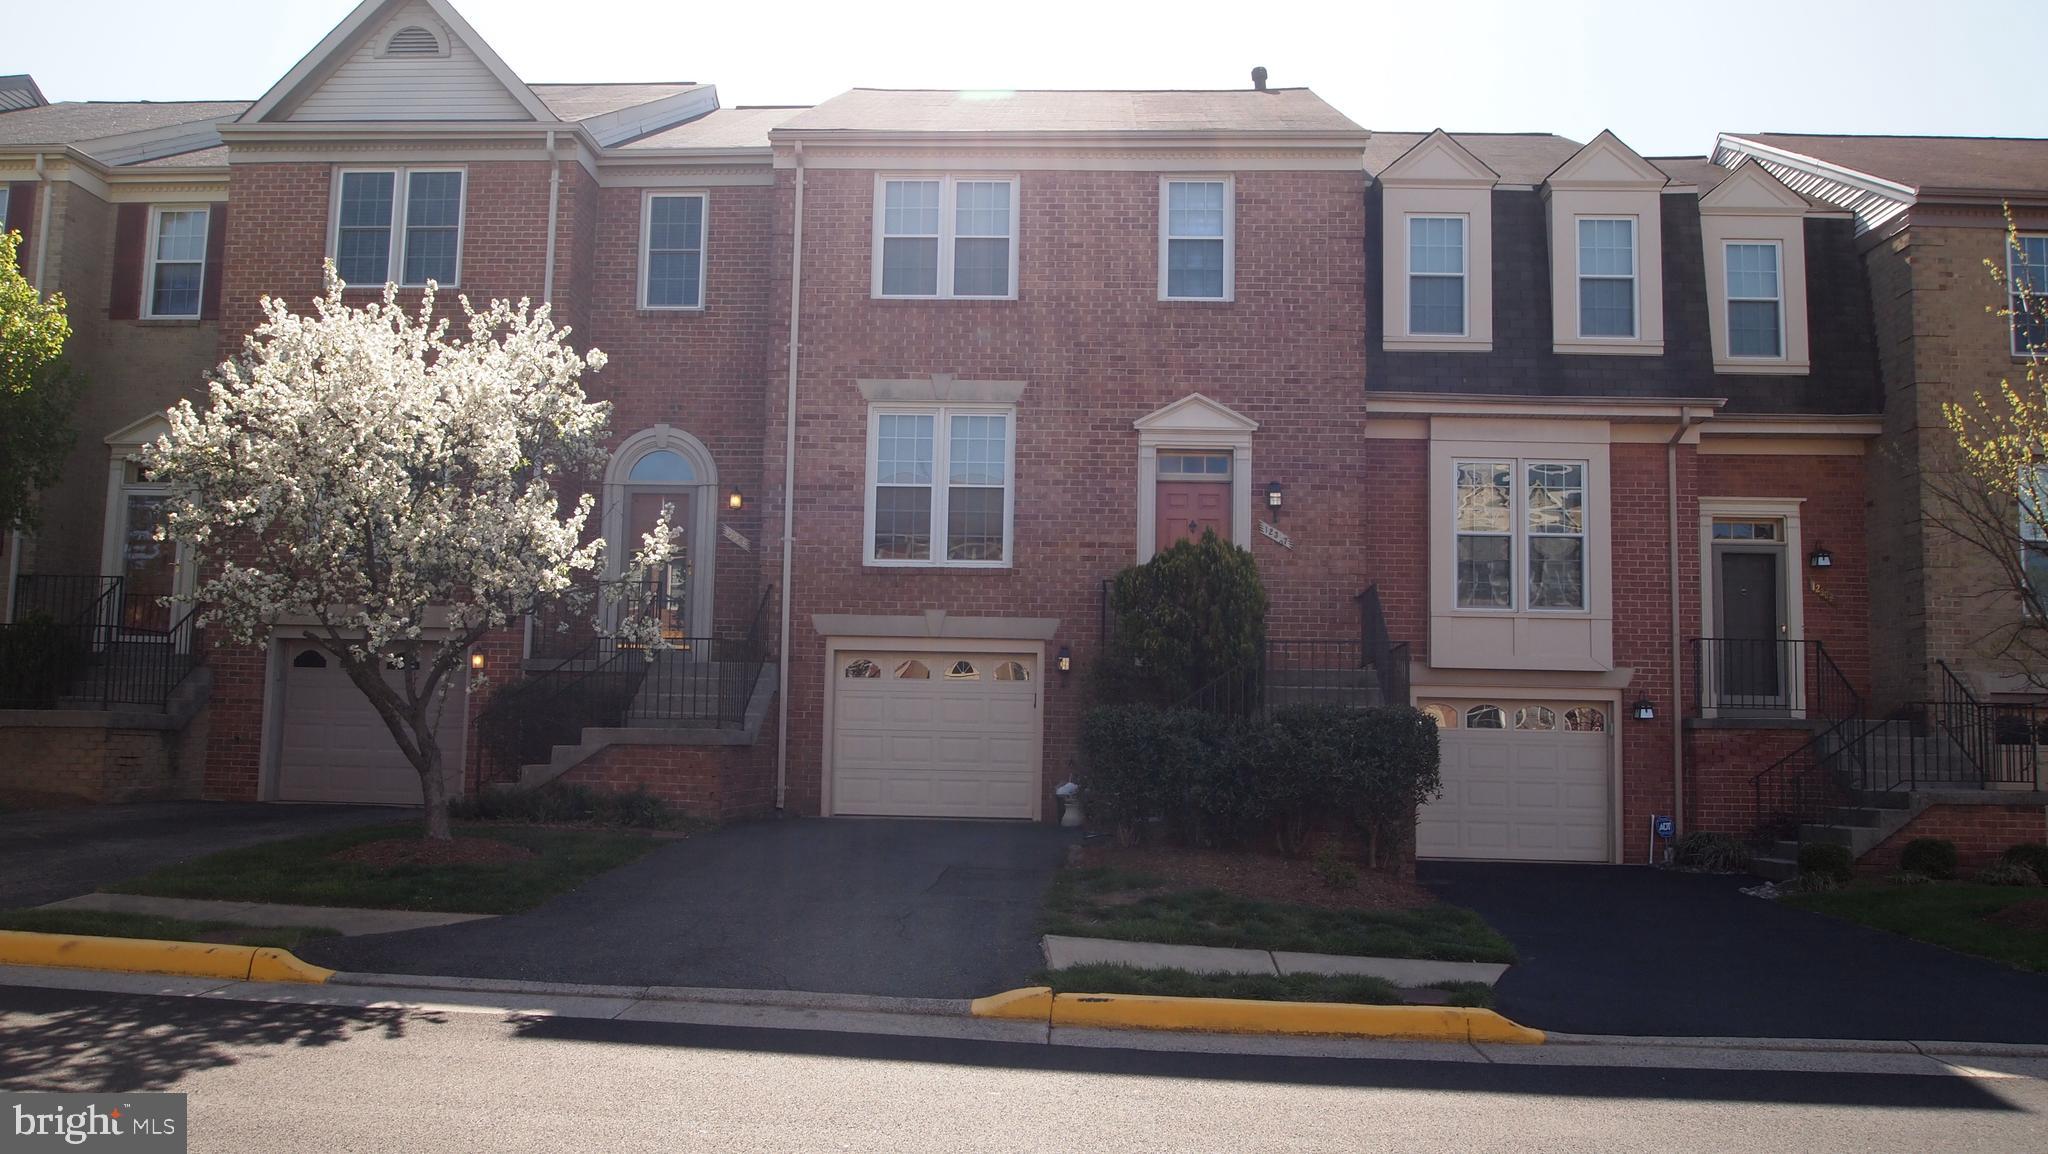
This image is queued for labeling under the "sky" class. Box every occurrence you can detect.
[9,0,2043,156]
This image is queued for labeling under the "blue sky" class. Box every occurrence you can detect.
[10,0,2040,156]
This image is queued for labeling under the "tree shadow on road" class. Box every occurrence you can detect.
[0,986,446,1092]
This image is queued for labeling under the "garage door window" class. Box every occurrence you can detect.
[293,650,327,668]
[945,659,979,679]
[993,660,1030,681]
[1514,705,1556,730]
[844,658,881,678]
[894,659,931,679]
[1465,704,1505,728]
[1564,705,1607,732]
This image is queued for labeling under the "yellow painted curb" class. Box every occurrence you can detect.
[970,986,1054,1020]
[0,931,333,985]
[970,987,1543,1044]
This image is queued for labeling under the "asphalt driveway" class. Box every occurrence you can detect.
[0,801,399,908]
[301,818,1071,999]
[1422,861,2048,1044]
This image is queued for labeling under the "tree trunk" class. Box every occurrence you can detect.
[411,718,451,841]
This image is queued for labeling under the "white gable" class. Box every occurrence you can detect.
[1547,130,1666,188]
[1380,131,1500,187]
[264,0,542,123]
[1699,161,1811,216]
[1133,393,1260,436]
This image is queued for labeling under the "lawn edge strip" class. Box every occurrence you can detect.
[970,985,1543,1043]
[0,930,334,984]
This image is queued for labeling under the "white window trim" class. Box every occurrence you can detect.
[639,190,709,311]
[2011,233,2046,359]
[1158,176,1235,302]
[862,403,1017,568]
[1575,215,1639,341]
[1405,213,1469,338]
[101,413,197,644]
[140,205,208,320]
[327,165,467,289]
[1723,239,1785,361]
[0,186,10,231]
[1452,456,1591,615]
[870,175,1020,301]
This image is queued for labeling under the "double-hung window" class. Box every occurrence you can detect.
[1725,242,1782,358]
[867,406,1013,565]
[1161,178,1232,300]
[2023,465,2048,598]
[0,186,10,231]
[2011,234,2047,357]
[144,207,208,319]
[874,177,1016,299]
[1455,459,1586,611]
[1408,215,1466,335]
[333,167,464,287]
[642,193,707,309]
[1577,217,1636,338]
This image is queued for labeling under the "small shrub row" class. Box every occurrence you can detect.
[1671,831,1753,873]
[448,783,691,830]
[1080,702,1440,868]
[1898,837,1959,880]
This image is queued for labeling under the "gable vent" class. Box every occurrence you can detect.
[384,25,442,56]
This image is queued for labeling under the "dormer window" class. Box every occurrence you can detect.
[1378,131,1498,352]
[1576,218,1637,339]
[1725,242,1783,357]
[1408,216,1467,335]
[383,25,444,57]
[1697,161,1811,374]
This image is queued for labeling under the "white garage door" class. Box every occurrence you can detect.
[275,640,466,806]
[830,651,1039,819]
[1417,701,1611,863]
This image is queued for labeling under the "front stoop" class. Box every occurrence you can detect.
[1752,791,1927,881]
[503,663,777,793]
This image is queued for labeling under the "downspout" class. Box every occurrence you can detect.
[541,131,560,304]
[31,152,51,290]
[1667,408,1706,840]
[775,142,805,812]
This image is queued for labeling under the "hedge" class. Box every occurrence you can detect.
[1080,702,1441,868]
[1093,531,1267,706]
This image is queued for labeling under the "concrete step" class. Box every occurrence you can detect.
[1753,855,1797,882]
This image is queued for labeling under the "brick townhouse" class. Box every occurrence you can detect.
[2,0,2040,869]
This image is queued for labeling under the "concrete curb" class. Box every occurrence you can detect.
[1040,934,1511,986]
[1545,1031,2048,1059]
[0,930,334,984]
[971,986,1544,1044]
[329,971,971,1016]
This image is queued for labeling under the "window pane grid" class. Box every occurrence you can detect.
[880,178,1012,298]
[1577,218,1635,338]
[1526,462,1585,610]
[336,171,394,285]
[1409,216,1465,335]
[2013,236,2047,355]
[1455,459,1588,611]
[402,171,461,285]
[872,408,1009,565]
[1726,242,1782,357]
[646,195,705,308]
[148,209,207,317]
[1164,180,1228,299]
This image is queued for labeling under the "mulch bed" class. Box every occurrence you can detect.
[1071,843,1434,912]
[1985,897,2048,933]
[330,836,538,870]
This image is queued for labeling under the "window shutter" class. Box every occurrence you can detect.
[5,181,36,270]
[109,203,147,321]
[200,203,227,320]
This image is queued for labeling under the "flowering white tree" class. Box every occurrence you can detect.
[145,267,670,839]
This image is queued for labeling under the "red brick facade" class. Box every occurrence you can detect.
[1857,803,2048,874]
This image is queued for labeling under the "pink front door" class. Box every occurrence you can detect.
[1156,481,1231,552]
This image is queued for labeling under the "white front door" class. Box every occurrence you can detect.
[1418,701,1612,862]
[830,651,1040,819]
[275,641,467,806]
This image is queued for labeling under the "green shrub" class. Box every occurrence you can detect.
[2002,842,2048,879]
[1094,531,1267,706]
[1077,701,1440,868]
[1671,831,1755,873]
[1898,837,1958,880]
[0,614,91,708]
[1976,861,2042,887]
[1797,842,1854,884]
[1310,843,1359,891]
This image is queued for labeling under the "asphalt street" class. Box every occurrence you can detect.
[3,981,2045,1153]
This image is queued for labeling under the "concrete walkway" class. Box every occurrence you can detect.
[1040,934,1510,986]
[39,892,496,937]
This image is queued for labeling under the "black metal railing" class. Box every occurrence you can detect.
[11,574,123,625]
[482,585,775,770]
[0,578,203,712]
[1174,586,1413,719]
[529,572,692,662]
[1692,637,1859,719]
[1358,584,1412,710]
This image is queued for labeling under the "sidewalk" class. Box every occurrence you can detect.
[39,892,495,936]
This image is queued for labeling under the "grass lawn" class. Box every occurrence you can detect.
[1784,883,2048,973]
[1043,867,1517,964]
[0,908,337,951]
[108,822,663,915]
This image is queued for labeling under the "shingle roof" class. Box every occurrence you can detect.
[1648,156,1732,193]
[0,101,250,148]
[776,88,1365,137]
[617,106,811,151]
[1363,132,1583,184]
[1726,133,2048,195]
[124,145,230,169]
[0,75,46,112]
[530,83,704,122]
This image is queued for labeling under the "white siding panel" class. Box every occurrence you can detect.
[289,1,532,122]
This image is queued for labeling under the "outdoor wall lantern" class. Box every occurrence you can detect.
[469,652,486,672]
[1057,646,1073,676]
[1266,481,1285,513]
[1632,698,1657,721]
[727,485,744,511]
[1809,545,1833,569]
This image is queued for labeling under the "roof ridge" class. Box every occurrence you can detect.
[1739,131,2048,144]
[841,86,1315,94]
[529,81,700,88]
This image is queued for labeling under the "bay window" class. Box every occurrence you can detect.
[1455,458,1586,611]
